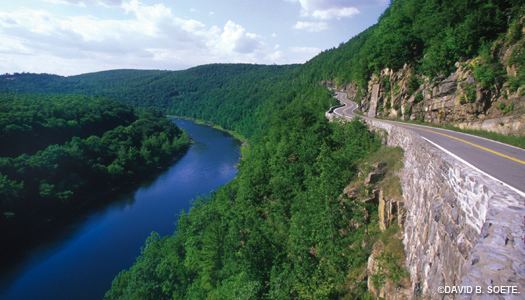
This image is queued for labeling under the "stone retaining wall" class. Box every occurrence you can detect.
[330,112,525,299]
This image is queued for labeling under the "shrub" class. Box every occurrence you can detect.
[498,102,514,114]
[508,19,522,44]
[463,83,477,103]
[508,43,525,92]
[414,91,424,104]
[393,83,401,95]
[383,77,391,95]
[407,75,421,95]
[472,45,506,89]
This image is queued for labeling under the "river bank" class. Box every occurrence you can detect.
[0,119,241,300]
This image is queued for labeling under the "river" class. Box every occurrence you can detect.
[0,119,241,300]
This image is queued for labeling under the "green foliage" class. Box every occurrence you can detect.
[2,1,524,298]
[301,0,522,86]
[0,64,297,138]
[393,83,401,95]
[498,102,515,114]
[508,16,523,43]
[378,226,410,285]
[0,93,136,157]
[462,83,477,103]
[0,95,190,255]
[508,40,525,92]
[472,44,506,89]
[414,91,424,104]
[106,82,382,299]
[383,77,391,95]
[407,75,421,95]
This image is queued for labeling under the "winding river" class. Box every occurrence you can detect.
[0,119,241,300]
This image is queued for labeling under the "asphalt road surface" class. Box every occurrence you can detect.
[332,92,525,197]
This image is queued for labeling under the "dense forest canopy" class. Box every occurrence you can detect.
[0,64,298,137]
[0,93,189,266]
[104,1,524,299]
[0,93,136,157]
[105,82,384,300]
[1,0,524,298]
[303,0,525,88]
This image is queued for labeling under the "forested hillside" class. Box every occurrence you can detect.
[2,64,389,298]
[301,0,525,137]
[0,94,136,157]
[2,0,524,298]
[0,64,297,137]
[0,93,189,266]
[303,0,524,88]
[103,1,525,299]
[106,82,387,300]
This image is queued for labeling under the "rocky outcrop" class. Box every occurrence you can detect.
[343,18,525,136]
[368,239,412,300]
[368,82,380,118]
[343,151,412,299]
[378,189,398,232]
[456,114,525,135]
[327,18,525,299]
[357,63,525,136]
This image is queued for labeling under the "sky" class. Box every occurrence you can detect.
[0,0,389,75]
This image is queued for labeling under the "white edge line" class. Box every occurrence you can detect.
[389,120,525,152]
[328,92,525,197]
[334,91,524,152]
[422,137,525,198]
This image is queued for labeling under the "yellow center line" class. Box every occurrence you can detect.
[410,127,525,165]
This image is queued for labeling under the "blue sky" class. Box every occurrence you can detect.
[0,0,389,75]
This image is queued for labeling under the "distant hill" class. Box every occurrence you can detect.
[2,1,525,298]
[0,64,298,137]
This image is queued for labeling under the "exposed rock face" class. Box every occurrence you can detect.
[355,62,525,136]
[368,83,380,118]
[345,19,525,136]
[456,114,525,135]
[368,241,412,300]
[378,190,397,232]
[364,162,386,185]
[363,118,525,299]
[345,152,413,299]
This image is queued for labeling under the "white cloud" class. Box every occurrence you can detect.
[293,21,328,32]
[44,0,122,6]
[311,7,358,20]
[289,0,361,20]
[0,0,298,75]
[218,20,262,53]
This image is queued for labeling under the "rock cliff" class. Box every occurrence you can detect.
[342,146,413,299]
[345,17,525,136]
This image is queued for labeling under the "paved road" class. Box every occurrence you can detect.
[332,92,525,197]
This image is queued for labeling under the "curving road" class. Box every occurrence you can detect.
[332,91,525,197]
